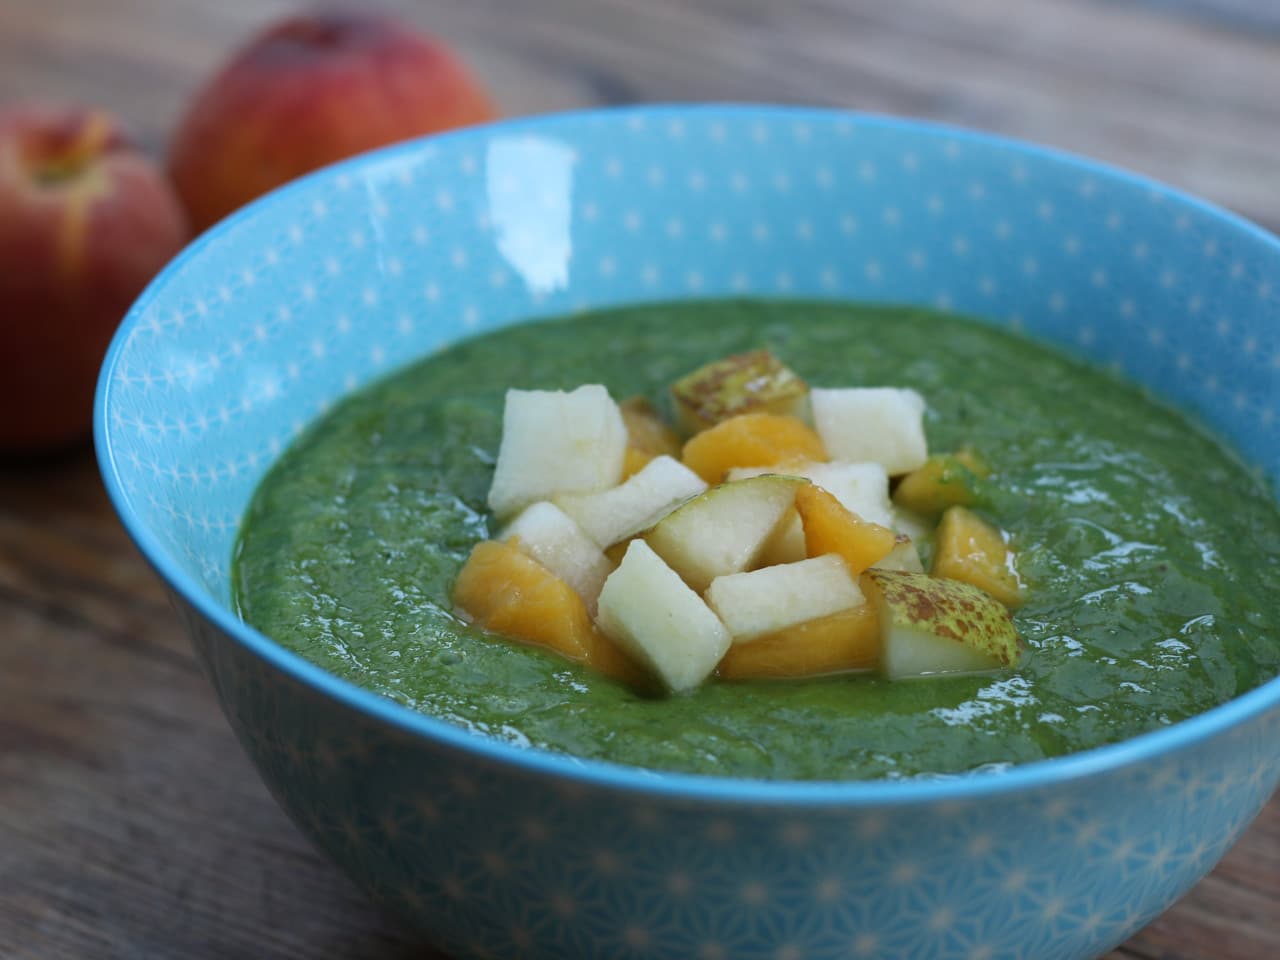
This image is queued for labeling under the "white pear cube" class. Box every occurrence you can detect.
[643,475,805,592]
[728,461,893,528]
[757,512,807,566]
[873,537,925,573]
[722,467,808,566]
[499,501,615,611]
[595,540,731,692]
[803,461,895,527]
[555,455,707,547]
[890,506,932,544]
[487,385,627,518]
[811,387,928,476]
[706,554,865,644]
[864,570,1019,679]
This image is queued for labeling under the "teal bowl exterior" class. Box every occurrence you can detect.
[96,106,1280,960]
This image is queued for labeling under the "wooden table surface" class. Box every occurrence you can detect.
[2,1,1277,957]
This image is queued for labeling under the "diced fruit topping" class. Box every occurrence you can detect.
[892,453,986,516]
[717,604,880,680]
[555,454,707,548]
[499,501,614,612]
[621,447,653,480]
[596,540,732,693]
[604,539,632,566]
[756,511,808,567]
[620,396,683,460]
[733,460,895,528]
[863,569,1020,679]
[454,540,593,654]
[461,352,1024,694]
[671,349,809,434]
[794,484,897,575]
[889,506,932,545]
[681,412,826,484]
[706,554,866,645]
[487,384,627,518]
[643,474,807,592]
[800,461,896,527]
[729,460,895,567]
[452,540,640,684]
[873,535,925,573]
[932,506,1023,608]
[810,387,928,476]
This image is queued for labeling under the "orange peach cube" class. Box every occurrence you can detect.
[795,483,897,575]
[717,605,880,680]
[681,412,826,484]
[452,540,643,685]
[931,506,1023,608]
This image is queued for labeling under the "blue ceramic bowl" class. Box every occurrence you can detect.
[96,106,1280,960]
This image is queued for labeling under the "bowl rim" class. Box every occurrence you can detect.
[96,103,1280,807]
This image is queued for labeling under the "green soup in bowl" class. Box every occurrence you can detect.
[233,298,1280,780]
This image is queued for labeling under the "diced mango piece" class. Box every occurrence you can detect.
[621,447,653,480]
[892,454,985,516]
[671,349,809,433]
[620,396,683,459]
[681,412,827,484]
[795,483,897,576]
[452,540,645,685]
[453,540,594,655]
[931,506,1023,608]
[717,604,880,680]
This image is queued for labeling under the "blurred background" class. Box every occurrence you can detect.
[1,1,1277,958]
[3,0,1279,226]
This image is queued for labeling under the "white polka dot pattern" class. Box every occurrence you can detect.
[100,108,1280,600]
[100,107,1280,960]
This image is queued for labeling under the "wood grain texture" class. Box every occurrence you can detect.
[1,1,1277,958]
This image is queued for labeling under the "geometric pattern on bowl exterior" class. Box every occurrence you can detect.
[100,106,1280,960]
[183,602,1280,960]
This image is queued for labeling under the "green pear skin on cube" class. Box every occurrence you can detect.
[864,569,1020,679]
[595,540,732,693]
[671,349,810,433]
[726,460,895,566]
[555,455,707,548]
[811,387,928,476]
[487,385,627,518]
[728,460,894,528]
[706,554,866,645]
[499,501,615,612]
[642,475,807,592]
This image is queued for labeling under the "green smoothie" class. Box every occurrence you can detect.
[233,301,1280,780]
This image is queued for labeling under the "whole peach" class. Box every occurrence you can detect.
[0,104,189,454]
[168,10,496,232]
